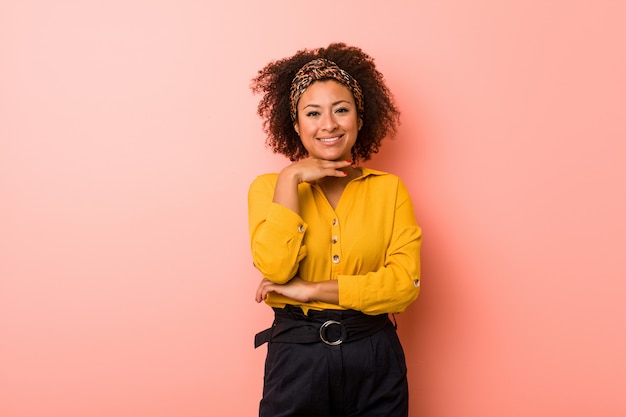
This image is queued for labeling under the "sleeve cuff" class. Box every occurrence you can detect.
[266,203,307,236]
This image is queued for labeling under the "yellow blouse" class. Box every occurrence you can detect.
[248,167,422,315]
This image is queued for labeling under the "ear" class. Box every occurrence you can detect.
[294,122,300,136]
[358,117,363,130]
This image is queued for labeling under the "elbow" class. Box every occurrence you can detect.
[251,240,305,285]
[251,259,295,284]
[394,285,420,313]
[386,268,421,314]
[360,286,420,315]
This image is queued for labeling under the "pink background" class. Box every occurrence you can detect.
[1,1,625,416]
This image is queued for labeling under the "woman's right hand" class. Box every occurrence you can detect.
[272,158,352,215]
[283,157,353,184]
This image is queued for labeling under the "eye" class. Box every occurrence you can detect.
[306,111,320,117]
[335,107,349,113]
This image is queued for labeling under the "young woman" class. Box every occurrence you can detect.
[249,43,422,417]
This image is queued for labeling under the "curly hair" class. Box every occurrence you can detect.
[251,43,400,162]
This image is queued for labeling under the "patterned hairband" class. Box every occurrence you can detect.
[289,58,364,121]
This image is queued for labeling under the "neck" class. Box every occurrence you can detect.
[317,166,361,186]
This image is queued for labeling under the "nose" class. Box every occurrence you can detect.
[321,112,338,131]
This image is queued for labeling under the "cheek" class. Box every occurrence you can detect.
[298,121,316,136]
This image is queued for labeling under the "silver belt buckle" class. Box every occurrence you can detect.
[319,320,344,346]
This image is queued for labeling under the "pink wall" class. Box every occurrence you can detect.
[1,1,624,416]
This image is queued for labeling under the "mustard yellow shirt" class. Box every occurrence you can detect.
[248,167,421,315]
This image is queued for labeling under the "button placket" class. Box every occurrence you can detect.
[331,218,340,265]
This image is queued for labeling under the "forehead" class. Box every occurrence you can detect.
[298,79,355,104]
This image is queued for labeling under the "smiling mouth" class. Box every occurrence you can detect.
[318,136,341,143]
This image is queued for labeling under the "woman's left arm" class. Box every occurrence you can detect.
[337,180,422,315]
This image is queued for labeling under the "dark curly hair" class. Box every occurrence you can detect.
[251,43,400,162]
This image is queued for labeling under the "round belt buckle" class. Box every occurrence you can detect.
[319,320,344,346]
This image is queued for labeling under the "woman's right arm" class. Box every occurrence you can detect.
[248,174,307,284]
[271,166,302,215]
[249,159,352,283]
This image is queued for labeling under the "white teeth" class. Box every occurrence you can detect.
[319,137,340,142]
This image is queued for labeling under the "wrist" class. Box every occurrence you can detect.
[279,165,303,185]
[309,281,321,301]
[310,280,339,305]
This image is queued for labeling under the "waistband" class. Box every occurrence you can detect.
[254,305,393,348]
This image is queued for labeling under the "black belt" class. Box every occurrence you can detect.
[254,306,394,348]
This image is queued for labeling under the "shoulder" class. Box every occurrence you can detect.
[248,174,279,201]
[359,167,402,185]
[249,173,279,189]
[359,167,413,199]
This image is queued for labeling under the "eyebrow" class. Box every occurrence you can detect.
[302,100,351,110]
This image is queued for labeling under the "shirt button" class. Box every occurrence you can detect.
[331,235,338,244]
[297,224,304,233]
[332,218,338,226]
[332,255,340,263]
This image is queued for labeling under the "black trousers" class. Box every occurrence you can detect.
[259,308,409,417]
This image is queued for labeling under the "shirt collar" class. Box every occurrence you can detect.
[358,167,387,179]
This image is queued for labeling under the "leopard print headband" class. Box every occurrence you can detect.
[289,58,364,121]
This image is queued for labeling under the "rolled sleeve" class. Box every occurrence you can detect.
[337,178,422,314]
[249,176,308,284]
[337,224,421,314]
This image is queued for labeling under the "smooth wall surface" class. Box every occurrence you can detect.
[1,1,625,416]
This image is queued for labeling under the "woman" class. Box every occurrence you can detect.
[249,43,422,417]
